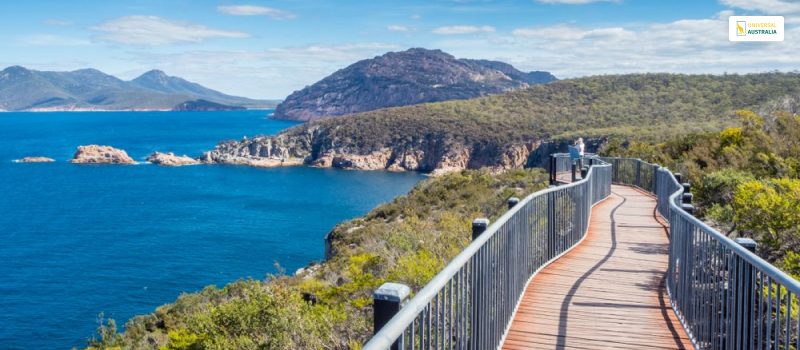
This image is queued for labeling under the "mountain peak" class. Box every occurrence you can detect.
[273,48,556,121]
[142,69,168,77]
[135,69,170,82]
[2,65,32,75]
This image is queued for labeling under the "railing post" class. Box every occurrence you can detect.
[635,161,642,187]
[547,191,556,259]
[549,155,556,185]
[507,197,520,209]
[373,282,411,350]
[471,218,489,350]
[734,238,758,350]
[652,164,660,195]
[571,162,578,182]
[472,218,490,240]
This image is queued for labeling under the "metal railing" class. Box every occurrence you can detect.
[363,158,612,350]
[603,156,800,350]
[550,152,573,174]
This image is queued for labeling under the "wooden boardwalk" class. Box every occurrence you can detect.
[501,185,694,350]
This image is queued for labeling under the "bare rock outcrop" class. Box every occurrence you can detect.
[16,156,55,163]
[71,145,136,164]
[146,152,200,166]
[201,133,311,168]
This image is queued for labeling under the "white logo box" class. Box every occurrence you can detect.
[729,16,784,42]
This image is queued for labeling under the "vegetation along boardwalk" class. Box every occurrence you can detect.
[502,185,693,350]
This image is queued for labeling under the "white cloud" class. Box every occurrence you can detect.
[122,43,400,98]
[387,25,412,32]
[436,15,800,79]
[92,16,249,45]
[42,19,74,26]
[432,25,495,35]
[18,34,91,46]
[719,0,800,14]
[512,25,632,40]
[217,5,295,19]
[536,0,619,4]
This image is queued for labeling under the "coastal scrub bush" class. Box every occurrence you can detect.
[603,109,800,276]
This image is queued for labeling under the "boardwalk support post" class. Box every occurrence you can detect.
[508,197,520,209]
[373,283,411,350]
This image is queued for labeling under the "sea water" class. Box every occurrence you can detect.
[0,110,423,349]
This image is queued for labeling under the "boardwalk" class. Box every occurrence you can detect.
[502,185,693,350]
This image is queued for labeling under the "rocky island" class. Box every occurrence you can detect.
[71,145,136,164]
[146,152,200,166]
[172,99,246,112]
[16,156,55,163]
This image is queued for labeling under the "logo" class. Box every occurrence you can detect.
[729,16,784,42]
[736,21,746,36]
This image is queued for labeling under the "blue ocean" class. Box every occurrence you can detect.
[0,110,423,349]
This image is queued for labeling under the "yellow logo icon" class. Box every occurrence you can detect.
[736,21,746,36]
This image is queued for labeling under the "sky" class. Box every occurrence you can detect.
[0,0,798,99]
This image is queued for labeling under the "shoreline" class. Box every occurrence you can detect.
[0,108,278,113]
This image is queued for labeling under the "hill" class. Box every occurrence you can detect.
[272,48,556,121]
[205,73,800,174]
[0,66,278,111]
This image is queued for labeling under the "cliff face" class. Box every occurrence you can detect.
[273,48,556,121]
[201,125,596,174]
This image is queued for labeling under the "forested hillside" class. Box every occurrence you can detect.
[207,73,800,173]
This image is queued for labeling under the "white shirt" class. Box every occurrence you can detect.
[578,142,585,155]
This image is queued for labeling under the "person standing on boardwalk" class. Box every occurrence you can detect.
[576,137,585,168]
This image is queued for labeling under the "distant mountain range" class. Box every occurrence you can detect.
[0,66,278,111]
[273,48,557,121]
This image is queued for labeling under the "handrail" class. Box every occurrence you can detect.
[363,157,611,350]
[602,156,800,349]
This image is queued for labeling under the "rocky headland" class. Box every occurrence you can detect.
[71,145,136,164]
[146,152,201,166]
[16,156,55,163]
[201,125,598,175]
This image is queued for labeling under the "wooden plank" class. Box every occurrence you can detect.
[500,185,694,350]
